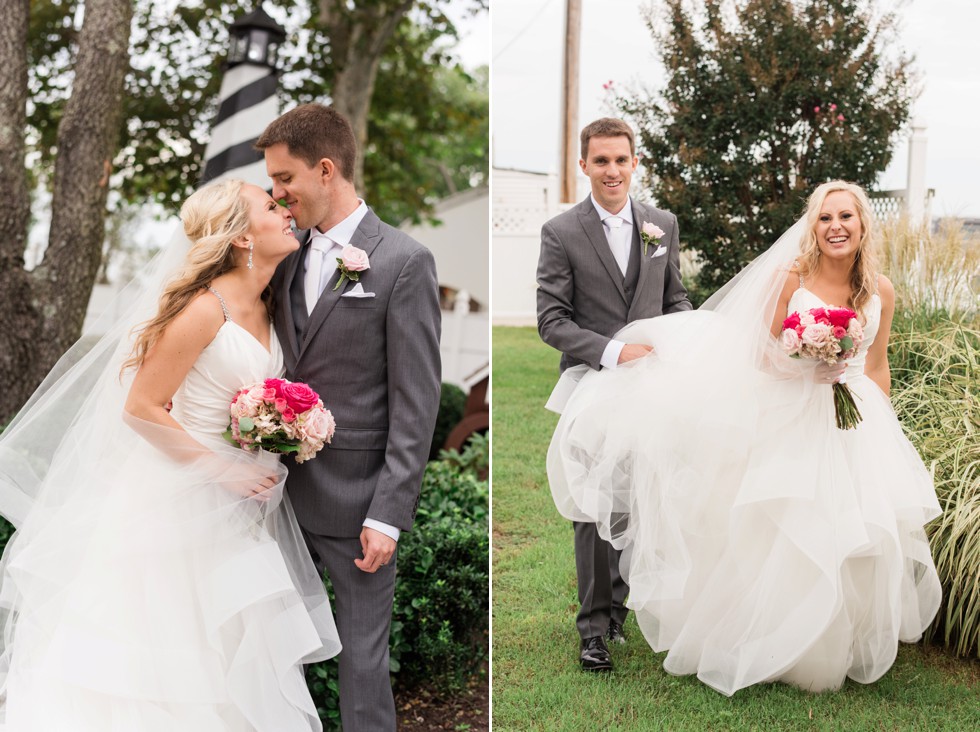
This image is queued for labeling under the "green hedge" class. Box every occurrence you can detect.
[430,382,467,459]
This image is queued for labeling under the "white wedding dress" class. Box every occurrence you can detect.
[549,278,942,695]
[0,315,341,730]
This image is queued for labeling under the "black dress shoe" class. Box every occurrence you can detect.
[607,621,626,645]
[580,635,613,672]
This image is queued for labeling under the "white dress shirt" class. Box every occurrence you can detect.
[590,195,634,370]
[302,200,401,543]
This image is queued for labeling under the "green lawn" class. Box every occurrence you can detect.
[491,326,980,731]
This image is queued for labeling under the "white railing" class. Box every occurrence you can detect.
[440,289,490,389]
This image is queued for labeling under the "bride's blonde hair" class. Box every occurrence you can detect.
[797,180,880,316]
[123,178,252,373]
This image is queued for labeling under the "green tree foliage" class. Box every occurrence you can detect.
[26,0,488,224]
[618,0,915,294]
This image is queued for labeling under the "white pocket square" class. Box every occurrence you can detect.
[341,283,376,298]
[652,245,668,258]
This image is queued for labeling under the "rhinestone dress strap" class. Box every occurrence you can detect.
[207,286,232,322]
[793,260,804,288]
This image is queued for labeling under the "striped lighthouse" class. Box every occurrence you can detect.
[201,5,286,188]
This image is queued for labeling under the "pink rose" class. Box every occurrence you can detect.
[275,398,289,413]
[781,328,801,354]
[782,311,801,331]
[802,323,834,349]
[233,390,262,418]
[304,407,336,444]
[827,308,856,329]
[837,114,845,122]
[341,246,370,272]
[281,407,297,423]
[262,387,277,402]
[833,325,847,339]
[277,381,320,413]
[641,222,665,240]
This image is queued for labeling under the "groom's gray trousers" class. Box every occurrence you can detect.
[305,532,398,731]
[574,521,629,638]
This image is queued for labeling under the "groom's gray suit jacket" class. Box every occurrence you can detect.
[537,195,692,372]
[271,208,442,538]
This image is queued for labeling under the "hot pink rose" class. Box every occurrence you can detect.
[833,325,847,339]
[341,246,370,272]
[782,312,801,331]
[827,308,856,329]
[277,381,320,413]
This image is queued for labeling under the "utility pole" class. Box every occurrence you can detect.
[559,0,581,203]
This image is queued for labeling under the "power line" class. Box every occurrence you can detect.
[492,0,559,62]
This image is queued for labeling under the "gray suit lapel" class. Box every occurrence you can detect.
[277,235,306,366]
[576,202,628,305]
[299,209,385,360]
[631,200,655,309]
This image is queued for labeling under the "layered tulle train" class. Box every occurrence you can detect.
[0,422,340,731]
[548,311,942,695]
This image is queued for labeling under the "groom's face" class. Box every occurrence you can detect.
[264,143,331,232]
[580,135,637,214]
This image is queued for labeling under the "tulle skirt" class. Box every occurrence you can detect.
[0,427,340,731]
[548,312,942,696]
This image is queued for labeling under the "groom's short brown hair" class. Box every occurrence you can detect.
[580,118,635,160]
[255,103,356,182]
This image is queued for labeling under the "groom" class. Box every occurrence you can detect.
[257,104,441,730]
[536,117,691,672]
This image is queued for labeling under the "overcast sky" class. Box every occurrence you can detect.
[491,0,980,218]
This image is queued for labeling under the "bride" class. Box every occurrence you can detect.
[0,179,341,730]
[548,180,942,695]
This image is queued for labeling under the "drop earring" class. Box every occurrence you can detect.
[247,241,254,270]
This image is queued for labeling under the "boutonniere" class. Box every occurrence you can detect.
[640,222,666,256]
[334,245,370,291]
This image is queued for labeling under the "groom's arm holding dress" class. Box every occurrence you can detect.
[537,204,691,371]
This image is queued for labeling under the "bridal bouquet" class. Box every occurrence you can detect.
[223,378,335,463]
[781,307,865,430]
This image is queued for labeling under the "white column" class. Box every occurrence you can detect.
[906,118,928,223]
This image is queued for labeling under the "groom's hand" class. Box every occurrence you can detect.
[618,344,654,364]
[355,527,397,573]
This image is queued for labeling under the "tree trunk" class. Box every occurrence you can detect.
[0,0,34,426]
[0,0,132,425]
[319,0,414,193]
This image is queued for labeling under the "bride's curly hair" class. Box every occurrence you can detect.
[796,180,881,317]
[122,178,257,373]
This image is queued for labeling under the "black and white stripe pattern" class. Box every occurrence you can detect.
[201,62,279,188]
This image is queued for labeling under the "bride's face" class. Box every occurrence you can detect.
[242,185,299,263]
[815,191,863,261]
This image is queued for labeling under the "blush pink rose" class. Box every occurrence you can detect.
[641,222,665,240]
[781,328,801,354]
[802,323,834,349]
[233,390,262,418]
[304,408,336,444]
[341,246,370,272]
